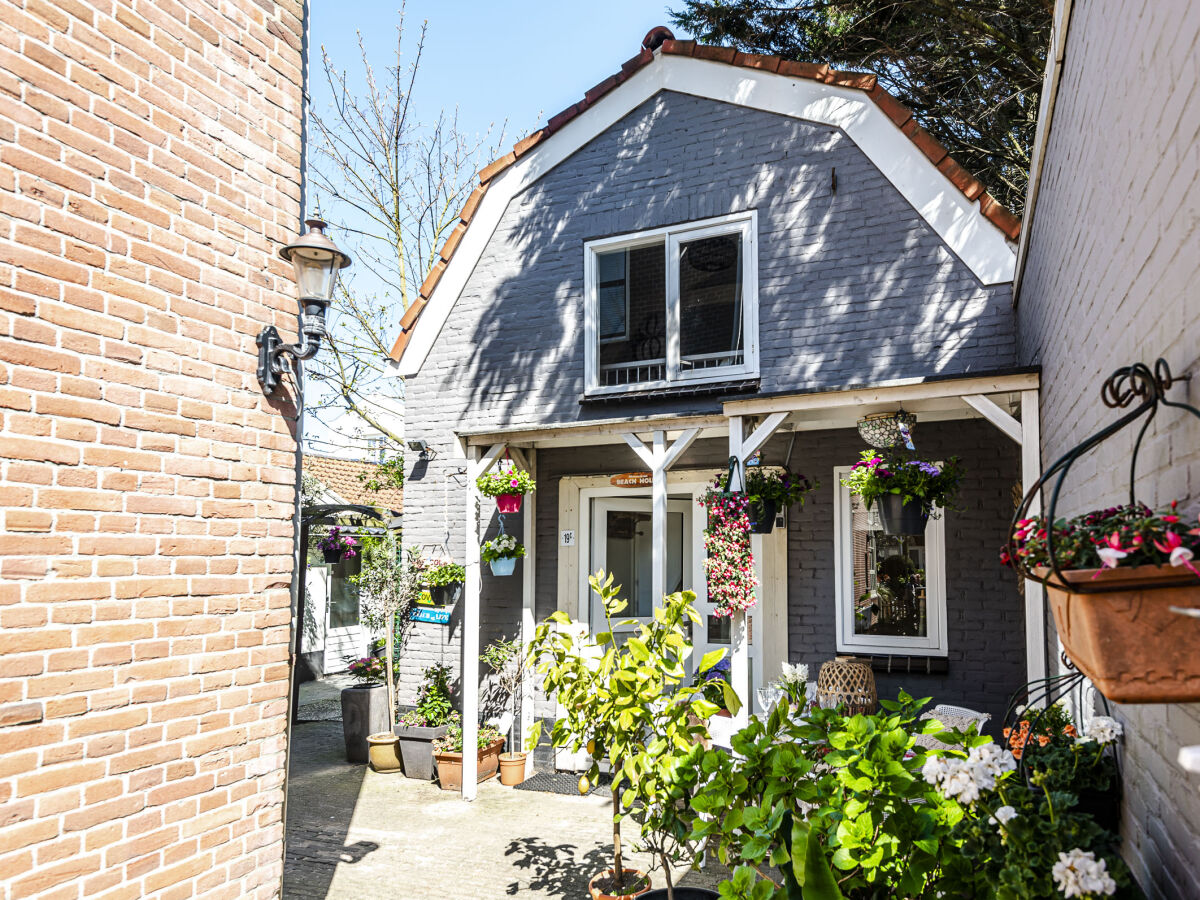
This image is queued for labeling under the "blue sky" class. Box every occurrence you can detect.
[303,2,692,453]
[309,1,688,154]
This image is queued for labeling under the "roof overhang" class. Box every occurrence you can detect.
[389,46,1020,379]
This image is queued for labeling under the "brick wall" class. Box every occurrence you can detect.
[1016,1,1200,895]
[0,1,305,897]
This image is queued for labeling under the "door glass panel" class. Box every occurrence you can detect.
[598,245,667,386]
[603,508,684,618]
[678,233,743,372]
[849,494,928,638]
[328,561,360,629]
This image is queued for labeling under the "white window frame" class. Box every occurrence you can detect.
[832,465,948,657]
[583,211,759,396]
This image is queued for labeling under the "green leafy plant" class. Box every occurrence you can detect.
[526,572,731,897]
[397,662,455,728]
[736,466,818,509]
[840,449,964,518]
[432,721,502,753]
[476,468,536,497]
[480,534,525,563]
[358,454,405,493]
[424,559,465,587]
[481,636,526,753]
[353,533,422,720]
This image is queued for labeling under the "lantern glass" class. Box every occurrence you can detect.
[291,247,339,302]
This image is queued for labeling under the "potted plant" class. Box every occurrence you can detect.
[394,662,456,780]
[339,655,391,764]
[527,572,725,900]
[424,558,465,606]
[355,533,422,730]
[477,467,536,514]
[739,467,817,533]
[1004,502,1200,702]
[697,491,757,617]
[481,533,525,577]
[432,720,505,790]
[841,449,963,535]
[481,637,530,785]
[318,525,360,567]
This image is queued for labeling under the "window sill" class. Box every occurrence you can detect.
[581,378,759,404]
[861,654,950,675]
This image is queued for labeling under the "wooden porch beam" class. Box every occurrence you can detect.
[962,394,1022,444]
[1020,390,1047,686]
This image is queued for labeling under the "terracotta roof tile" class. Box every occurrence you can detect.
[388,34,1021,364]
[303,454,404,512]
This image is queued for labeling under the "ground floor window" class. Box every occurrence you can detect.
[833,466,948,656]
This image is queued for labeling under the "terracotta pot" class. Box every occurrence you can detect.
[367,732,403,773]
[498,751,527,786]
[496,493,523,513]
[875,494,927,535]
[340,685,390,764]
[394,722,450,780]
[1039,564,1200,703]
[748,498,777,534]
[434,737,505,791]
[588,868,651,900]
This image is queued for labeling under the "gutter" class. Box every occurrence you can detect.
[1013,0,1075,306]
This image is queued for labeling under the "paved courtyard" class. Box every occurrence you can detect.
[284,686,727,899]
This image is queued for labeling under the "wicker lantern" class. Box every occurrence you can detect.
[816,656,878,715]
[857,410,917,449]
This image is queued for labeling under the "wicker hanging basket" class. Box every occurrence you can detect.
[816,656,878,715]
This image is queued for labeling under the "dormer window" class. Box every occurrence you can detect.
[583,211,759,395]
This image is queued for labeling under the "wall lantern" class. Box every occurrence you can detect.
[257,219,352,394]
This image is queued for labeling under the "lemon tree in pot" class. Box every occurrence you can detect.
[841,449,963,536]
[527,573,725,900]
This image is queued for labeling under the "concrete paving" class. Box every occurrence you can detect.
[283,717,728,899]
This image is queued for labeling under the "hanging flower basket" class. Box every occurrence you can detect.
[481,534,525,577]
[699,458,758,617]
[318,526,359,566]
[1005,360,1200,703]
[477,466,536,514]
[713,464,817,536]
[747,498,777,534]
[876,493,927,536]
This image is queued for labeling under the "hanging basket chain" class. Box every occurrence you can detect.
[1007,359,1198,594]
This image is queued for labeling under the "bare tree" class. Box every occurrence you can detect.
[306,6,504,448]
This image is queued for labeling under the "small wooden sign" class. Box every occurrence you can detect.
[411,607,451,625]
[610,472,653,488]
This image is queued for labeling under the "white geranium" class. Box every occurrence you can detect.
[1052,848,1117,897]
[922,741,1016,804]
[989,805,1017,826]
[780,661,809,685]
[1077,716,1123,746]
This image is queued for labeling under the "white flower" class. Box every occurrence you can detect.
[989,805,1018,826]
[969,742,1017,785]
[1169,545,1195,567]
[923,741,1016,804]
[922,755,949,784]
[1096,546,1128,568]
[780,661,809,685]
[1077,716,1123,745]
[1052,849,1117,897]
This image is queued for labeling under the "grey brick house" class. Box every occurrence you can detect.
[387,30,1042,796]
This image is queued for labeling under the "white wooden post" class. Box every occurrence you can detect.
[510,448,537,777]
[1020,390,1047,685]
[462,442,504,800]
[727,416,749,728]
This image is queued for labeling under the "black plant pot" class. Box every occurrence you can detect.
[748,498,777,534]
[323,548,342,564]
[429,583,463,607]
[643,889,719,899]
[394,722,450,780]
[876,494,927,536]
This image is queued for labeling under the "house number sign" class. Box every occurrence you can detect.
[610,472,653,488]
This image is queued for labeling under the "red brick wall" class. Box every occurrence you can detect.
[0,1,306,897]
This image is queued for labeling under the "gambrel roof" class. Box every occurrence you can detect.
[388,32,1021,376]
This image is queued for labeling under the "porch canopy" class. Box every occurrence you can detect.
[456,367,1042,799]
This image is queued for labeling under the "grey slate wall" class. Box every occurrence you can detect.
[1016,1,1200,895]
[399,90,1020,715]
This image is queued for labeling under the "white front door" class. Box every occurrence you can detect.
[588,496,692,635]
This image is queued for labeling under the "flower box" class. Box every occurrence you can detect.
[434,737,504,791]
[1038,564,1200,703]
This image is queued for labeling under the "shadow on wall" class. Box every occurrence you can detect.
[445,89,1014,430]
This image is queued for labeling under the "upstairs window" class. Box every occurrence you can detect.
[584,212,758,394]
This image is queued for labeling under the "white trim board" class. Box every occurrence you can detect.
[392,52,1017,377]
